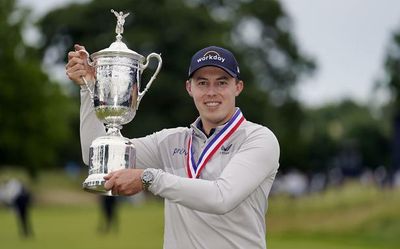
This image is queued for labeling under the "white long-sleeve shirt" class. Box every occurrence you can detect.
[80,89,280,249]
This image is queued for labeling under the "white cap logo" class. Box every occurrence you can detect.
[196,51,225,64]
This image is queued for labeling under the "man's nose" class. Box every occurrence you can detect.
[205,84,218,95]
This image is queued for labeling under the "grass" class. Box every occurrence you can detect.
[0,203,164,249]
[1,169,400,249]
[267,183,400,249]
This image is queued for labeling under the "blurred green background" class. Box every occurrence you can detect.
[1,0,400,248]
[1,169,399,249]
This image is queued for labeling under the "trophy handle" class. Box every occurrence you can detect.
[75,49,96,99]
[137,53,162,109]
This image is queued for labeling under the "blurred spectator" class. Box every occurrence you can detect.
[327,166,344,186]
[360,169,375,186]
[308,172,327,193]
[0,178,33,237]
[374,165,389,188]
[64,161,81,180]
[270,170,308,197]
[98,195,118,233]
[282,169,308,197]
[394,170,400,188]
[333,141,362,178]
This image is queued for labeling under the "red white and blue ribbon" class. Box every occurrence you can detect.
[186,109,245,178]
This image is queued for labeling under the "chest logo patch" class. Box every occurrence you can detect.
[221,144,233,154]
[172,148,187,156]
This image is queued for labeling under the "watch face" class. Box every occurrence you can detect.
[142,170,154,190]
[143,171,154,183]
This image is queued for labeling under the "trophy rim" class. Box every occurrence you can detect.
[91,50,145,62]
[91,40,145,62]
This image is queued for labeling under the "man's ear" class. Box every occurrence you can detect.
[186,80,193,97]
[235,80,244,96]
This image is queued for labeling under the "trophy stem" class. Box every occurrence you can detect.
[106,124,123,136]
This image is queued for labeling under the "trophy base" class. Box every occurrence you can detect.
[83,173,112,195]
[83,134,136,196]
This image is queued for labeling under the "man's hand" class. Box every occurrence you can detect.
[65,44,95,85]
[103,169,144,196]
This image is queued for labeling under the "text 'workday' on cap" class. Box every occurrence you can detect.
[188,46,240,79]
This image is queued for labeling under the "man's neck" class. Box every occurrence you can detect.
[197,121,216,137]
[202,109,238,135]
[203,127,215,137]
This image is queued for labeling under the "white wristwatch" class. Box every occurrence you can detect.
[141,169,155,191]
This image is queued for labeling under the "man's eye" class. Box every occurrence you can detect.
[218,81,228,86]
[198,81,207,86]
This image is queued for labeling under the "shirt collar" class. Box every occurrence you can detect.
[190,107,241,138]
[196,120,216,138]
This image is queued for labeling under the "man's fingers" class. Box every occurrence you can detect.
[65,54,92,84]
[104,180,114,191]
[104,171,115,180]
[66,55,84,70]
[66,58,83,70]
[68,51,79,60]
[104,175,116,190]
[68,44,88,62]
[65,44,94,85]
[74,45,89,60]
[74,44,86,51]
[104,170,118,190]
[66,66,87,84]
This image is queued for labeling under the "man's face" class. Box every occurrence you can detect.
[186,66,243,131]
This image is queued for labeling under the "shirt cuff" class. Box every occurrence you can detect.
[147,168,163,194]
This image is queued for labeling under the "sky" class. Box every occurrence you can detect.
[18,0,400,107]
[280,0,400,107]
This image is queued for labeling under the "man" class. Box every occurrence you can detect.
[98,195,118,234]
[66,45,280,249]
[0,178,33,237]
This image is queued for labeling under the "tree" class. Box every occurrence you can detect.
[380,27,400,176]
[0,0,76,177]
[300,100,389,174]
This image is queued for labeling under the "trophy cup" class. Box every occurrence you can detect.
[80,9,162,195]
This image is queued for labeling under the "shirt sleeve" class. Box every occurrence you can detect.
[132,133,164,170]
[80,89,106,165]
[147,127,280,214]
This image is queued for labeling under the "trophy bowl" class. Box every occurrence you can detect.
[92,52,142,125]
[80,10,162,195]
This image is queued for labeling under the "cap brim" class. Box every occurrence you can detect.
[189,64,238,79]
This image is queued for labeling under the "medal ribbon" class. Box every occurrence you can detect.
[186,109,245,178]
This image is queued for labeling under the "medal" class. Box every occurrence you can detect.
[186,109,245,178]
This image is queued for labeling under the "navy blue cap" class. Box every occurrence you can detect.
[188,46,240,79]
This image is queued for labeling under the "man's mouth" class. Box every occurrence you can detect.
[204,101,221,107]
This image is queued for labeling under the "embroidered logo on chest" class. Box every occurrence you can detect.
[172,148,187,156]
[220,144,233,154]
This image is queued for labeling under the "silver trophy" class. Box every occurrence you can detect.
[80,10,162,195]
